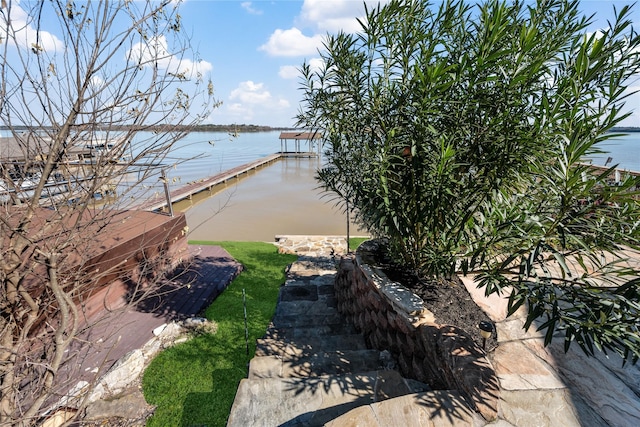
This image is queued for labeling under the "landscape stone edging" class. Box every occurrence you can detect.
[46,317,214,424]
[334,254,499,421]
[87,321,191,402]
[274,235,349,256]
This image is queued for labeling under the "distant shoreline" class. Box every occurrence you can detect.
[2,124,638,133]
[0,124,294,133]
[609,127,640,133]
[0,124,640,134]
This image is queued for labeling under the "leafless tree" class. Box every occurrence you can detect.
[0,1,219,425]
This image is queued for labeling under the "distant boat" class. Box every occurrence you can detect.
[0,173,70,203]
[78,135,130,164]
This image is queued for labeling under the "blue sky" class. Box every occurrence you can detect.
[178,0,383,127]
[4,1,639,128]
[177,0,640,127]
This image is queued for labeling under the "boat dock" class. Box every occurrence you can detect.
[136,152,317,212]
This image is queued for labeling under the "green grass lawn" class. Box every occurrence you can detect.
[348,237,368,251]
[142,241,297,427]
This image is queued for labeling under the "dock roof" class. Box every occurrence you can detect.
[1,135,88,162]
[278,131,323,141]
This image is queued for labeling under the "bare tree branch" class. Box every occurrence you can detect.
[0,1,219,424]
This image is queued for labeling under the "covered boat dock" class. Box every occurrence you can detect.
[279,131,322,155]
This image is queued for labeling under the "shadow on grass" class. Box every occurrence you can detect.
[180,369,239,427]
[143,328,251,427]
[134,247,242,320]
[226,256,486,426]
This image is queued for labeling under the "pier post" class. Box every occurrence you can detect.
[160,169,174,217]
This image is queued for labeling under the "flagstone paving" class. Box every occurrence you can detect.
[461,275,640,427]
[229,236,640,426]
[73,236,639,426]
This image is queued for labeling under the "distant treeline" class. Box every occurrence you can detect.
[0,124,295,133]
[2,124,637,133]
[611,127,640,133]
[186,124,294,133]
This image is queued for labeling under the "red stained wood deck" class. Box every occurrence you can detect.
[54,244,242,401]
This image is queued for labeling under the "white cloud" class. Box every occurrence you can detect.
[260,1,391,58]
[259,27,324,57]
[230,81,271,104]
[241,2,263,15]
[226,80,290,122]
[89,75,106,92]
[308,57,325,73]
[280,57,324,80]
[279,65,300,80]
[128,35,213,80]
[0,4,64,52]
[299,0,390,33]
[227,102,251,119]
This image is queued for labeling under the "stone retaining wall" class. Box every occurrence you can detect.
[274,235,348,256]
[334,254,499,421]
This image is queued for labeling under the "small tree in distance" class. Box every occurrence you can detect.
[297,0,640,362]
[0,1,219,425]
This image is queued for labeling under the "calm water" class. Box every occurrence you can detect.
[590,133,640,171]
[161,130,640,241]
[4,129,637,241]
[163,131,362,241]
[183,157,364,241]
[165,130,640,186]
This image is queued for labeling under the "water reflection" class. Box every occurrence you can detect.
[184,157,364,242]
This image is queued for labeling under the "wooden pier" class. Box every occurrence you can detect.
[583,163,640,178]
[136,152,317,212]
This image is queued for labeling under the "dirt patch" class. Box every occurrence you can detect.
[359,239,497,351]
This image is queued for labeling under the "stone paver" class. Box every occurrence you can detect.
[492,341,565,391]
[257,239,640,426]
[80,236,638,426]
[460,274,640,427]
[227,239,452,426]
[325,390,486,427]
[523,338,640,426]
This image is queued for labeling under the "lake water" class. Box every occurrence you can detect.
[167,130,640,182]
[5,128,636,241]
[160,130,640,241]
[164,131,363,241]
[590,132,640,171]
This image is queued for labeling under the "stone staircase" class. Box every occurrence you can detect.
[226,254,483,427]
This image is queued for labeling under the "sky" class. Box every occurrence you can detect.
[179,0,383,127]
[176,0,640,127]
[3,1,639,128]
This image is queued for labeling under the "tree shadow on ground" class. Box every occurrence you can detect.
[236,261,487,426]
[134,251,242,320]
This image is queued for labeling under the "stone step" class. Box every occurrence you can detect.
[255,334,368,357]
[324,389,484,427]
[282,273,336,289]
[278,281,336,304]
[287,258,337,277]
[263,323,359,341]
[248,349,384,379]
[227,370,427,427]
[274,299,338,317]
[270,312,348,329]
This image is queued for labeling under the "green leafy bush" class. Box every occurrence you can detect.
[298,0,640,362]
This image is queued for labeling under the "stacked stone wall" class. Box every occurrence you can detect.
[274,235,348,256]
[334,254,499,421]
